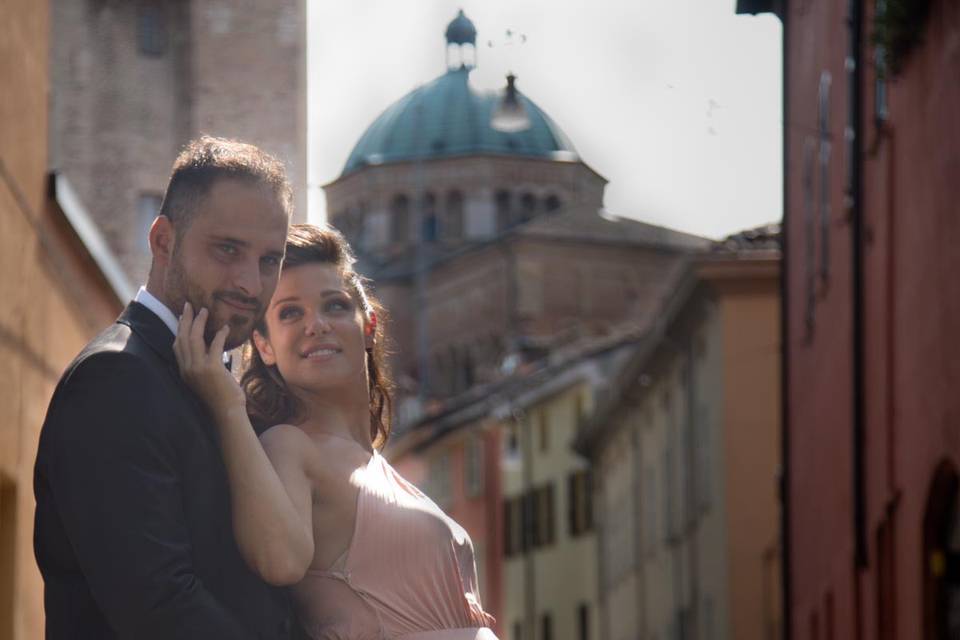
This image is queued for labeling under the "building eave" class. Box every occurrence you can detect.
[50,172,135,303]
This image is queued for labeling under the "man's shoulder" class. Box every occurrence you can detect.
[41,320,181,447]
[63,320,162,383]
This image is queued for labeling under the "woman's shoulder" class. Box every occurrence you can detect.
[259,423,314,450]
[259,424,370,480]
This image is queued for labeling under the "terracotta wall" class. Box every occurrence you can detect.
[1,1,122,637]
[785,1,960,638]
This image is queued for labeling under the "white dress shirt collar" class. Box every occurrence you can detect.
[134,286,179,337]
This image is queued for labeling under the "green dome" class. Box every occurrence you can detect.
[445,10,477,45]
[342,67,579,175]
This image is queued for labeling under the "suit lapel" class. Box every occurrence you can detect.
[117,302,222,447]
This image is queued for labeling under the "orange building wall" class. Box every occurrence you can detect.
[716,268,782,640]
[1,1,122,638]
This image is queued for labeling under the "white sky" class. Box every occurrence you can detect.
[307,1,782,240]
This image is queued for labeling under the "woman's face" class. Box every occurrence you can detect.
[254,262,371,395]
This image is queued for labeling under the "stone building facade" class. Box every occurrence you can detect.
[747,0,960,637]
[50,0,307,282]
[576,237,781,640]
[2,1,126,637]
[324,11,710,402]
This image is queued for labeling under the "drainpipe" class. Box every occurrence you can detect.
[780,4,792,640]
[847,0,867,638]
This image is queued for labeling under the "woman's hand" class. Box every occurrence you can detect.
[173,302,246,418]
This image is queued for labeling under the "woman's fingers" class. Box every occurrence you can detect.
[174,302,193,369]
[211,323,230,360]
[190,307,208,363]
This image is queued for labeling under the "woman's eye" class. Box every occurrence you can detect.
[326,299,351,312]
[278,306,302,320]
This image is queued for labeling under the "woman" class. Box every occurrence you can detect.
[174,224,497,640]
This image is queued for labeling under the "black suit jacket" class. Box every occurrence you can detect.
[34,302,296,639]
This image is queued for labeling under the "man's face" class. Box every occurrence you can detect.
[164,179,288,350]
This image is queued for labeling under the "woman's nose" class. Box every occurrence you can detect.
[304,311,331,335]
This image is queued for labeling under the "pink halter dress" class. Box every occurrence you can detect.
[293,450,497,640]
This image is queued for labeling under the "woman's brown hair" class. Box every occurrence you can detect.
[241,223,393,448]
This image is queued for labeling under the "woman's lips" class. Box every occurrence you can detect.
[302,346,342,360]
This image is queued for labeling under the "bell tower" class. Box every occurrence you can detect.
[445,9,477,70]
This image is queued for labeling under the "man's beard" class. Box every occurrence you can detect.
[165,252,264,350]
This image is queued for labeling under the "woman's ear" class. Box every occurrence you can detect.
[253,329,277,366]
[363,312,377,351]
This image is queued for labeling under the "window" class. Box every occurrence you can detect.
[577,604,590,640]
[664,438,676,541]
[137,193,163,252]
[541,613,553,640]
[495,189,512,230]
[643,466,657,553]
[533,483,556,547]
[428,454,451,508]
[574,393,585,422]
[520,193,537,222]
[568,470,593,537]
[506,424,520,457]
[702,597,715,640]
[464,436,484,497]
[390,195,410,243]
[545,194,562,212]
[508,484,557,554]
[443,190,464,240]
[504,496,524,556]
[421,192,438,242]
[137,2,167,57]
[538,410,549,453]
[696,403,712,511]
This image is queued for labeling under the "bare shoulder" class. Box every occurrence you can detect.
[259,424,317,468]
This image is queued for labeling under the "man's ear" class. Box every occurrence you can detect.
[149,216,175,267]
[253,329,277,366]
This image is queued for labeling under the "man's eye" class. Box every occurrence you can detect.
[262,256,280,268]
[218,244,238,256]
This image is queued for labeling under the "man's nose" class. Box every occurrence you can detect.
[232,259,263,299]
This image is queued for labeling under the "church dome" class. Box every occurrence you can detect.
[445,9,477,45]
[342,67,579,175]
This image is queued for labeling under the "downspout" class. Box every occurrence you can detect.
[779,4,792,640]
[848,1,867,640]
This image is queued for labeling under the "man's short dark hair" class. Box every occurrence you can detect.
[159,136,293,235]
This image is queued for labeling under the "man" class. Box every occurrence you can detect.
[34,137,296,639]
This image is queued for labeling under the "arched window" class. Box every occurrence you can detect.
[390,194,410,243]
[350,203,367,251]
[421,192,438,242]
[443,190,464,240]
[495,189,512,231]
[520,192,537,222]
[545,194,562,213]
[923,461,960,639]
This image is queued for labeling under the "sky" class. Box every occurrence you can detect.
[307,1,782,240]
